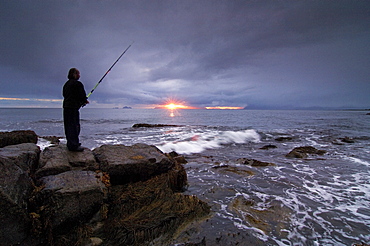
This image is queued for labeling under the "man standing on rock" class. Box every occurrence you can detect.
[63,68,89,151]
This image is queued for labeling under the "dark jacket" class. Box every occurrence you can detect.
[63,79,87,109]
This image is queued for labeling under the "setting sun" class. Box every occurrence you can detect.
[155,100,199,110]
[165,103,189,110]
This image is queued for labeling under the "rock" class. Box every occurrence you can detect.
[236,158,274,167]
[182,237,206,246]
[36,145,71,178]
[286,146,326,158]
[353,243,370,246]
[339,137,355,143]
[212,164,229,169]
[174,155,188,164]
[36,144,98,178]
[167,151,188,164]
[275,136,293,142]
[167,151,180,158]
[330,136,356,145]
[0,143,40,173]
[228,195,291,236]
[47,155,190,245]
[98,170,209,246]
[1,139,207,245]
[40,136,61,144]
[93,144,175,185]
[86,237,103,246]
[0,130,38,148]
[132,123,182,128]
[331,139,344,145]
[0,143,40,245]
[0,156,32,245]
[38,170,108,229]
[260,144,277,150]
[212,165,255,176]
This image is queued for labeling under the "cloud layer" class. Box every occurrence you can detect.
[1,0,369,108]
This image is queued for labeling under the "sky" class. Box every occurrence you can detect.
[1,0,369,109]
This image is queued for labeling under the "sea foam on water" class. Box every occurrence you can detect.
[158,129,260,154]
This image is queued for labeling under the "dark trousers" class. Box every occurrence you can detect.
[63,108,80,150]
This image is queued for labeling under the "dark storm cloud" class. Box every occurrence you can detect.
[1,0,369,108]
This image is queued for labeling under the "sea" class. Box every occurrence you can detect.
[1,108,369,246]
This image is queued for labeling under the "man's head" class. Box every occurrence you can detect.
[68,68,80,80]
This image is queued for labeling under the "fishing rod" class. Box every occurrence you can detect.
[86,42,134,99]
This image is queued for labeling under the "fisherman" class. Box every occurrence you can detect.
[62,68,89,151]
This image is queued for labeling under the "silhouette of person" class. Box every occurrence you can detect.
[62,68,89,151]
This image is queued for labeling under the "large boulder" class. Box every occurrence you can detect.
[0,130,38,148]
[35,144,98,178]
[38,170,108,229]
[98,169,209,246]
[0,143,40,245]
[0,143,40,173]
[93,144,175,185]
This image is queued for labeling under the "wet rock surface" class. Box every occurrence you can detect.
[0,143,40,245]
[38,170,107,229]
[93,143,175,185]
[228,195,291,237]
[286,146,327,158]
[0,131,209,246]
[132,123,183,128]
[236,158,275,167]
[40,136,61,144]
[275,136,293,142]
[259,144,278,150]
[0,130,38,148]
[36,145,98,178]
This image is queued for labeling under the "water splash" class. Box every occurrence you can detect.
[157,129,260,154]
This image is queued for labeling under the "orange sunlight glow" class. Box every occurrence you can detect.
[0,97,62,102]
[165,103,190,110]
[155,100,198,117]
[155,100,199,110]
[0,97,30,101]
[205,106,244,110]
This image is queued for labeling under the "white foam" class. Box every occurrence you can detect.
[346,156,370,167]
[59,138,67,144]
[37,138,53,150]
[157,129,260,154]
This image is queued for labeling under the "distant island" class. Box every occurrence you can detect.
[113,106,132,109]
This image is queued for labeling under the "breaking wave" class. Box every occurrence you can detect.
[157,129,260,154]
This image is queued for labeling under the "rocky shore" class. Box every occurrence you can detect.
[0,131,210,246]
[0,130,335,246]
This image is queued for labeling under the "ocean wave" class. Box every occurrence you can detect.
[157,129,260,154]
[345,156,370,167]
